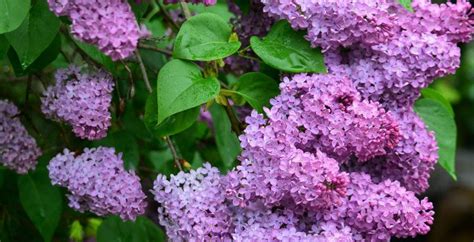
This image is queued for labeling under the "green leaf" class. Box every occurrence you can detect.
[398,0,413,12]
[250,20,327,73]
[0,167,4,189]
[231,72,279,112]
[8,33,60,76]
[69,221,84,242]
[145,88,200,137]
[0,35,9,58]
[5,0,60,69]
[74,39,116,72]
[157,59,220,124]
[0,0,30,34]
[92,131,140,170]
[173,13,241,61]
[97,216,166,242]
[209,104,241,170]
[414,98,457,180]
[421,88,454,117]
[188,1,235,23]
[17,168,62,242]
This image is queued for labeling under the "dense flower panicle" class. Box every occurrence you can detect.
[152,163,233,241]
[41,66,114,140]
[319,173,434,241]
[325,31,461,109]
[48,147,146,220]
[0,100,41,174]
[163,0,216,6]
[261,0,398,49]
[347,110,438,193]
[273,74,400,162]
[231,204,354,241]
[410,0,474,43]
[47,0,149,60]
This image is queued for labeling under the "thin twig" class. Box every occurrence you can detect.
[135,50,153,93]
[120,60,134,98]
[23,75,32,111]
[221,97,243,135]
[179,0,192,19]
[155,0,180,31]
[138,43,173,56]
[164,136,183,171]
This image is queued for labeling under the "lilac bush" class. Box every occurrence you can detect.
[0,0,472,240]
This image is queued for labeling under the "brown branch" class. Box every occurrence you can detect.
[164,136,183,171]
[221,97,243,136]
[138,43,173,56]
[135,50,153,93]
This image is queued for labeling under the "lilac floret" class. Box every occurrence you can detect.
[48,147,147,220]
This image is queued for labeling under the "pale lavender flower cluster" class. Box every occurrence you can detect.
[48,147,147,220]
[0,100,41,174]
[41,66,114,140]
[164,0,216,6]
[152,163,233,240]
[47,0,149,60]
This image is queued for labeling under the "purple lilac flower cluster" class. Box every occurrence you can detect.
[260,0,473,193]
[0,100,41,174]
[153,73,434,240]
[41,66,114,140]
[225,0,275,74]
[47,0,149,60]
[48,147,147,220]
[150,0,472,240]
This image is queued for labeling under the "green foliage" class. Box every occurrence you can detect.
[8,34,60,76]
[69,220,84,242]
[0,0,30,34]
[421,88,454,117]
[230,72,279,113]
[173,13,241,61]
[5,0,60,69]
[398,0,413,12]
[156,59,220,124]
[415,98,457,180]
[0,35,9,58]
[17,168,62,242]
[209,104,241,171]
[250,21,326,73]
[145,87,201,138]
[73,40,117,72]
[97,216,166,242]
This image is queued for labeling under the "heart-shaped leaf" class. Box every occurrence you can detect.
[250,20,326,73]
[5,0,60,69]
[144,88,200,138]
[0,0,30,34]
[414,98,457,180]
[173,13,241,61]
[18,168,62,242]
[97,216,166,242]
[231,72,279,112]
[157,59,220,124]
